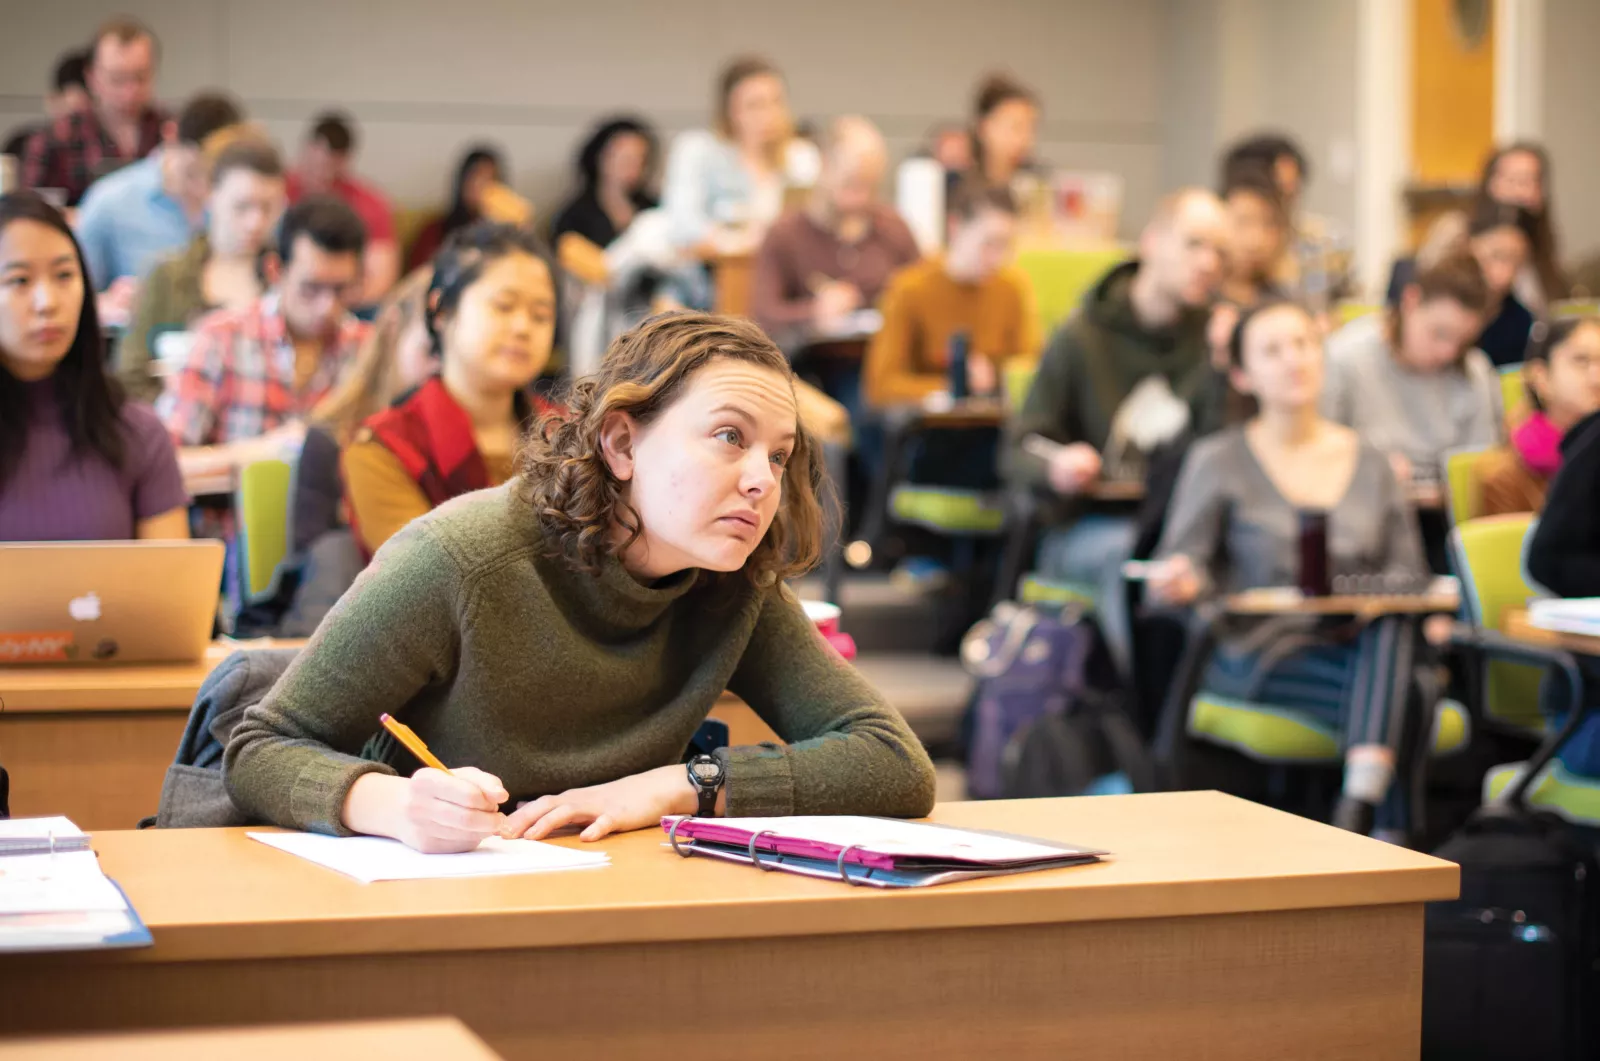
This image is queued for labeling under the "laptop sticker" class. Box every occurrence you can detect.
[0,632,77,662]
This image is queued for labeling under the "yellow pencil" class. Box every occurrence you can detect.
[379,713,452,774]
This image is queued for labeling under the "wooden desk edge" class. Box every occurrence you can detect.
[39,858,1458,966]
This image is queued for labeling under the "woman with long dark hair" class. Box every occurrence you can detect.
[551,116,658,251]
[404,145,508,273]
[0,192,188,541]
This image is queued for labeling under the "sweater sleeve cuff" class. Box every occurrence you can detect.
[721,744,794,817]
[288,754,397,836]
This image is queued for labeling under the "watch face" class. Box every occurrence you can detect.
[689,757,722,784]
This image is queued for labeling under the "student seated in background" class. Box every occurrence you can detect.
[1415,143,1565,312]
[659,56,817,308]
[1387,200,1537,369]
[287,112,398,303]
[22,17,168,208]
[159,196,369,466]
[1478,316,1600,517]
[74,92,242,299]
[1220,133,1353,314]
[864,182,1036,408]
[222,312,936,851]
[550,118,659,253]
[296,269,436,557]
[406,145,510,273]
[118,133,287,402]
[752,116,918,402]
[1323,252,1500,486]
[3,50,89,163]
[343,224,561,556]
[1002,188,1226,588]
[0,193,187,541]
[1148,301,1428,837]
[1218,164,1290,310]
[1526,408,1600,778]
[965,74,1040,194]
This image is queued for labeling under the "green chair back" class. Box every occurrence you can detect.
[1014,247,1129,337]
[1499,363,1525,423]
[1452,514,1545,733]
[236,459,294,603]
[1445,446,1489,525]
[1334,302,1382,327]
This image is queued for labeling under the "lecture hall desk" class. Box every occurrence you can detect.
[0,792,1458,1061]
[0,642,776,828]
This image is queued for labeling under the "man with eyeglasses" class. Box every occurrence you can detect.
[159,196,370,471]
[22,17,168,207]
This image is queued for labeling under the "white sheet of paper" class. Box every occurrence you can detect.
[0,816,87,841]
[248,831,611,884]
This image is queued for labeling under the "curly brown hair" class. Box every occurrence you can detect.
[518,312,831,588]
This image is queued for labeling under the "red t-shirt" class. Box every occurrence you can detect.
[286,171,396,244]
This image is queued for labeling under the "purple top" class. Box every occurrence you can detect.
[0,377,189,541]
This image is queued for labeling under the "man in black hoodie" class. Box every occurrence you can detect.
[1002,188,1228,591]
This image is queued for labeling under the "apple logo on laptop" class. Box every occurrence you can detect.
[68,592,102,622]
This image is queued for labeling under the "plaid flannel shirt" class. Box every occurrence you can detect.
[21,106,167,207]
[158,292,368,448]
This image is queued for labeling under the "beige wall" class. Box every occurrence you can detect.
[1543,0,1600,268]
[0,0,1168,235]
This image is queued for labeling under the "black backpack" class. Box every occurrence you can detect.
[1423,797,1600,1060]
[1000,689,1158,799]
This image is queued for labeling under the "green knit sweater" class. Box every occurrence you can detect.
[223,482,936,834]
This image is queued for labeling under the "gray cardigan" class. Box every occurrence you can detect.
[1154,428,1427,597]
[1321,314,1500,479]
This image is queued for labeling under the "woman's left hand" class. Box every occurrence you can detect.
[499,765,699,842]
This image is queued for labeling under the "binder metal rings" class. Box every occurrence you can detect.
[747,830,778,871]
[667,816,693,858]
[835,844,867,886]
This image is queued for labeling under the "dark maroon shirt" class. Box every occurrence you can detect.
[0,378,188,541]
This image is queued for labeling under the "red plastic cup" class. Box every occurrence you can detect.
[802,599,856,662]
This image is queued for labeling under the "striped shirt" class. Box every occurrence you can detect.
[158,292,368,447]
[0,378,188,541]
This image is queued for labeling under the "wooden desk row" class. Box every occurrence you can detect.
[0,1019,501,1061]
[0,642,777,829]
[0,792,1458,1060]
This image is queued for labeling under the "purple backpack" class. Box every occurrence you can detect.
[961,603,1096,800]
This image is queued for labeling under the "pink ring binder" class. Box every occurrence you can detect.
[667,816,693,857]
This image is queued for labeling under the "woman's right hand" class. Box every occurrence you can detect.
[1145,555,1202,607]
[342,767,509,854]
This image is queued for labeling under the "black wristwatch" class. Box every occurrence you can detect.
[685,754,726,818]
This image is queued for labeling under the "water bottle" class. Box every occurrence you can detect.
[948,331,970,401]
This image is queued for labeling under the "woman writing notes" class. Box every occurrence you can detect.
[0,192,189,541]
[1146,301,1428,837]
[224,312,935,851]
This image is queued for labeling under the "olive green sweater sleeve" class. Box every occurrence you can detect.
[724,586,936,818]
[223,524,463,833]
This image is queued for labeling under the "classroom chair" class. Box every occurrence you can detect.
[1450,514,1548,735]
[1444,446,1490,525]
[1150,602,1469,841]
[231,459,296,619]
[1498,363,1525,422]
[1334,302,1382,327]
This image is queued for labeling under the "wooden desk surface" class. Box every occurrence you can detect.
[1503,607,1600,657]
[48,792,1455,966]
[0,640,306,713]
[0,1019,501,1061]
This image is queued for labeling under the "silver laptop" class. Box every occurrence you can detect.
[0,541,224,665]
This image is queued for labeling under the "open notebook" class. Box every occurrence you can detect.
[0,817,151,952]
[661,815,1106,888]
[1529,598,1600,637]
